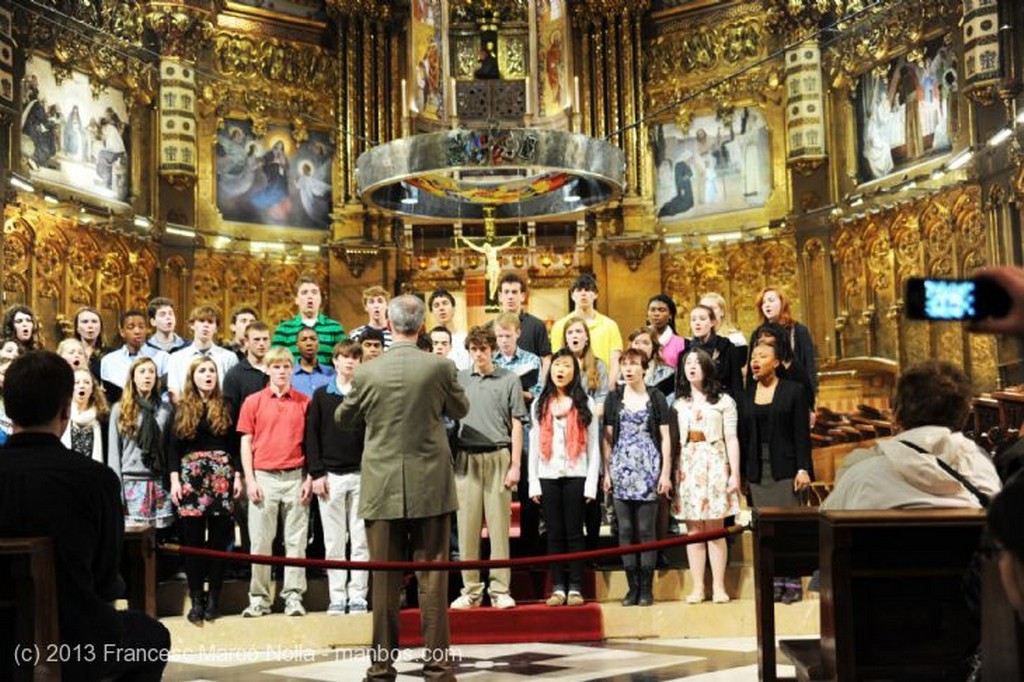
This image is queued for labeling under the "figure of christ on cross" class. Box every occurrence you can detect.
[461,234,520,301]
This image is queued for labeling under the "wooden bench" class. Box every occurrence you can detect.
[122,525,157,617]
[0,537,62,682]
[781,509,986,681]
[752,507,821,682]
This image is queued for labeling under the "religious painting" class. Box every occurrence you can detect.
[856,35,956,183]
[654,107,771,222]
[20,56,132,204]
[537,0,567,116]
[215,118,334,230]
[227,0,327,22]
[412,0,443,119]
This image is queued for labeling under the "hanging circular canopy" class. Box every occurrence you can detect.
[356,128,625,222]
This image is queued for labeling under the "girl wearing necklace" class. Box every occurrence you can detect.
[169,357,242,623]
[628,326,676,399]
[529,348,601,607]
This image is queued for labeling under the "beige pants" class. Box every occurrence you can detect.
[455,448,512,598]
[247,468,309,605]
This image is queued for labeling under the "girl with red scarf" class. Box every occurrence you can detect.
[528,348,601,606]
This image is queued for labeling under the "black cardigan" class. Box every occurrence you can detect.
[603,385,672,452]
[687,333,744,402]
[739,377,812,484]
[748,322,819,396]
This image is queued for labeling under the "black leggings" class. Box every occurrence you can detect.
[540,477,586,592]
[180,515,234,594]
[612,498,659,570]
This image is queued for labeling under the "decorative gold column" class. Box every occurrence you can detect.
[962,0,1002,103]
[0,6,13,121]
[570,0,652,229]
[785,41,826,175]
[326,0,396,281]
[144,1,216,190]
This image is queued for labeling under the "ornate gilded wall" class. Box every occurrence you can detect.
[662,234,800,339]
[2,205,158,344]
[189,250,330,329]
[829,185,998,388]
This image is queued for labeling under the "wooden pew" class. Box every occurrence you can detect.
[972,396,1002,435]
[0,537,62,682]
[993,390,1024,434]
[122,525,156,617]
[981,554,1024,680]
[752,507,821,682]
[818,509,985,681]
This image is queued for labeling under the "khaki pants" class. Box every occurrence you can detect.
[455,448,512,598]
[247,469,309,605]
[365,514,453,681]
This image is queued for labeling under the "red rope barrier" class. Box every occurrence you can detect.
[161,524,747,571]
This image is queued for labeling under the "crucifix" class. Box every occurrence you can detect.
[457,207,523,301]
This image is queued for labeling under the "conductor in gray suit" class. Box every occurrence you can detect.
[336,294,469,681]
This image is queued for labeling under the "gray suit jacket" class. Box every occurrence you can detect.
[336,341,469,520]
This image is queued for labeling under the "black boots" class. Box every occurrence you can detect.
[637,568,654,607]
[187,591,205,624]
[204,591,221,621]
[622,570,639,606]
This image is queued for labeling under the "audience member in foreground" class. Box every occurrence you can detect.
[986,471,1024,618]
[0,351,170,681]
[822,360,1000,510]
[337,295,468,681]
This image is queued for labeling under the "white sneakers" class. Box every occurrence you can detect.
[450,593,516,609]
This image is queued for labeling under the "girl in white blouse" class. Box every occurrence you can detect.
[529,348,601,606]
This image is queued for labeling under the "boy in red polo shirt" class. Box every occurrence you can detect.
[238,346,313,617]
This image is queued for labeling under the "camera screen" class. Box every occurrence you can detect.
[924,279,976,320]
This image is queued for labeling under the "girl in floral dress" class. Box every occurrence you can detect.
[109,356,174,529]
[61,367,109,462]
[674,348,740,603]
[169,357,242,623]
[602,348,672,607]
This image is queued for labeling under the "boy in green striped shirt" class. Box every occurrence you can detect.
[272,274,346,366]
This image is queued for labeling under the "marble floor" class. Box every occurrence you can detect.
[164,637,800,681]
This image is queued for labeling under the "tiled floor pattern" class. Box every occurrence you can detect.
[164,637,801,681]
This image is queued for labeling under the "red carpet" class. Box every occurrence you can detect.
[399,603,604,645]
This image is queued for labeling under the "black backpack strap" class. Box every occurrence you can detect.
[900,439,990,507]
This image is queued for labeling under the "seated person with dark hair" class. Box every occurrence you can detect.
[0,351,171,681]
[822,360,1000,510]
